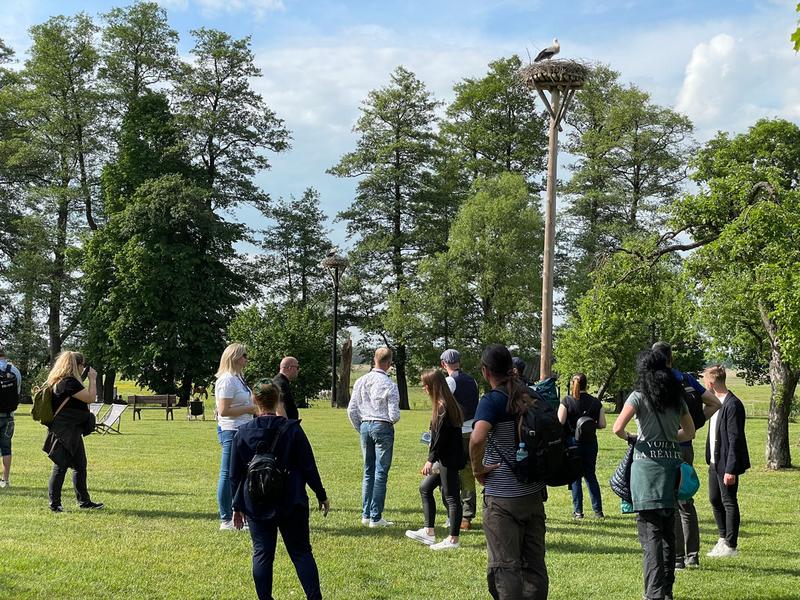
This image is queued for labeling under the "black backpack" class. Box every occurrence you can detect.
[0,365,19,413]
[680,374,706,430]
[571,395,598,444]
[247,420,293,504]
[491,389,583,488]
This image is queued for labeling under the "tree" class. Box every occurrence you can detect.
[674,118,800,469]
[96,174,244,402]
[259,188,333,305]
[329,66,441,409]
[228,303,331,407]
[100,2,179,110]
[174,28,290,211]
[559,67,694,314]
[408,173,544,376]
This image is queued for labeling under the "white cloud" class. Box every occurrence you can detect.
[197,0,285,18]
[676,33,737,122]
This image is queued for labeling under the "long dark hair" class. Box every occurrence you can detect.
[421,369,463,428]
[481,343,536,414]
[636,350,682,413]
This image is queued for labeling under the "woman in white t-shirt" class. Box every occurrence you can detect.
[215,343,256,530]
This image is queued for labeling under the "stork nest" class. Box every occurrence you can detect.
[321,255,348,269]
[518,59,591,90]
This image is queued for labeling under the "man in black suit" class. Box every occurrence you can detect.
[703,365,750,559]
[273,357,300,420]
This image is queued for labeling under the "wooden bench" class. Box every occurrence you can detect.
[128,394,179,420]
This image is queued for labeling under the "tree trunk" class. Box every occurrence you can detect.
[597,364,618,404]
[103,369,117,403]
[336,338,353,408]
[766,347,797,469]
[396,343,410,410]
[48,192,70,364]
[614,389,628,414]
[178,373,191,407]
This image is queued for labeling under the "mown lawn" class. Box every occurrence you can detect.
[1,383,798,599]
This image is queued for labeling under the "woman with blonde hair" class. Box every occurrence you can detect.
[405,369,465,550]
[215,342,256,530]
[230,381,329,600]
[43,351,103,512]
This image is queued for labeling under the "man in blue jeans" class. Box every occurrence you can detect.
[347,347,400,527]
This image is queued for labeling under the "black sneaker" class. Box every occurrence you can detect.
[79,501,104,510]
[573,511,584,520]
[686,555,700,568]
[593,510,605,519]
[675,558,686,570]
[50,504,64,512]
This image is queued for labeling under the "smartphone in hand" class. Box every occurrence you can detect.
[81,365,91,380]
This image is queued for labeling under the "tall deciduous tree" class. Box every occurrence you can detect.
[174,28,290,211]
[259,188,333,305]
[560,66,694,313]
[329,66,441,409]
[675,118,800,469]
[100,1,179,110]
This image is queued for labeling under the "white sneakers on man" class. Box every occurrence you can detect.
[219,520,236,530]
[708,538,739,557]
[405,528,435,545]
[430,538,460,551]
[368,518,394,528]
[361,517,370,526]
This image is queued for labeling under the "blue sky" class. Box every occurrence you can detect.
[3,1,799,248]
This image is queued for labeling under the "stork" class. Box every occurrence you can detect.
[534,38,560,62]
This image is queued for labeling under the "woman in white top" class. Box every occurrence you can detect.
[215,343,256,530]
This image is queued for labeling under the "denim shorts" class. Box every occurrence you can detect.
[0,416,14,456]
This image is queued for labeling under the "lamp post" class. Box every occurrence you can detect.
[321,253,348,407]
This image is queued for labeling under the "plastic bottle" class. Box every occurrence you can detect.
[515,442,528,462]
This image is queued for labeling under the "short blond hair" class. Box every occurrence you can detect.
[705,365,726,384]
[374,347,392,368]
[216,343,247,378]
[46,351,83,386]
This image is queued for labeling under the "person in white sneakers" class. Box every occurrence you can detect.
[704,366,750,559]
[348,347,400,528]
[405,369,465,551]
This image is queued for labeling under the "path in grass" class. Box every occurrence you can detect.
[0,385,798,599]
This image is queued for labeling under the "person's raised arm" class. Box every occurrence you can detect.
[701,389,722,420]
[71,369,97,404]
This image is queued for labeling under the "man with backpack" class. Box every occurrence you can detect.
[440,348,479,530]
[0,348,22,488]
[470,344,549,600]
[652,342,721,570]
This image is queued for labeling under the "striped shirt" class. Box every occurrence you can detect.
[475,389,545,498]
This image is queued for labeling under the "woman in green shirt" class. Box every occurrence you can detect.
[613,350,695,600]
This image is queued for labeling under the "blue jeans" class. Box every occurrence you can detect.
[248,504,322,600]
[217,428,237,521]
[359,421,394,521]
[571,440,603,515]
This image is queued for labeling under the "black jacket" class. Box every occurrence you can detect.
[705,392,750,475]
[427,412,466,470]
[273,373,299,420]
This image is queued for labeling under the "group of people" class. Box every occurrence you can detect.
[0,338,750,600]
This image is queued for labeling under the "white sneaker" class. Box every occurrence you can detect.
[715,542,739,558]
[405,528,435,545]
[219,520,236,530]
[0,479,7,488]
[444,517,450,528]
[361,517,370,526]
[369,518,394,528]
[707,537,726,557]
[430,537,460,551]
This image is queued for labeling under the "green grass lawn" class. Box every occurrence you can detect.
[1,386,798,599]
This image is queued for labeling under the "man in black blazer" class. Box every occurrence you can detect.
[273,357,300,420]
[703,366,750,559]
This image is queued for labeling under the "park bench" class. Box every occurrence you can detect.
[128,394,178,420]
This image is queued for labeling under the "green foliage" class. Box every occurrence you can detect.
[792,3,800,51]
[174,28,291,211]
[92,174,244,395]
[228,303,331,405]
[410,173,543,374]
[259,188,333,305]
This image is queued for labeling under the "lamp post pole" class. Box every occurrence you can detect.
[322,254,348,407]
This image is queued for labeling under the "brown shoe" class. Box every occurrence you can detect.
[460,519,471,531]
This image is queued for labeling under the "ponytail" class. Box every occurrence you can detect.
[570,373,587,399]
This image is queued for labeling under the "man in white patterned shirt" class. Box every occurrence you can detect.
[347,347,400,527]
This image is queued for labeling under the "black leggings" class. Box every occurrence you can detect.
[48,436,90,507]
[419,464,462,538]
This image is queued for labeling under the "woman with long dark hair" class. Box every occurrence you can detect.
[613,350,696,600]
[43,351,103,512]
[470,343,548,600]
[405,369,465,550]
[558,372,606,519]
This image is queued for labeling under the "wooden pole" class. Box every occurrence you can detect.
[540,87,561,380]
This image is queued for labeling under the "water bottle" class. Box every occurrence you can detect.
[515,442,528,462]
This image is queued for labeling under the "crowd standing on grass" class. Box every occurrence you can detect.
[0,348,22,488]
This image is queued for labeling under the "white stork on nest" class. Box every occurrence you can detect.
[534,38,560,62]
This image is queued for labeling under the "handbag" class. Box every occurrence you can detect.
[609,438,635,503]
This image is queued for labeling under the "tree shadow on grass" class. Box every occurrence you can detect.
[112,508,219,520]
[91,487,184,497]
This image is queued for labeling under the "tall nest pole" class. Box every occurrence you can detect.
[519,59,588,380]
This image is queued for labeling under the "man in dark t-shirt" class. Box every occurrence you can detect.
[273,356,300,420]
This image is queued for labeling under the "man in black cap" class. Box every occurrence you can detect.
[440,348,479,530]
